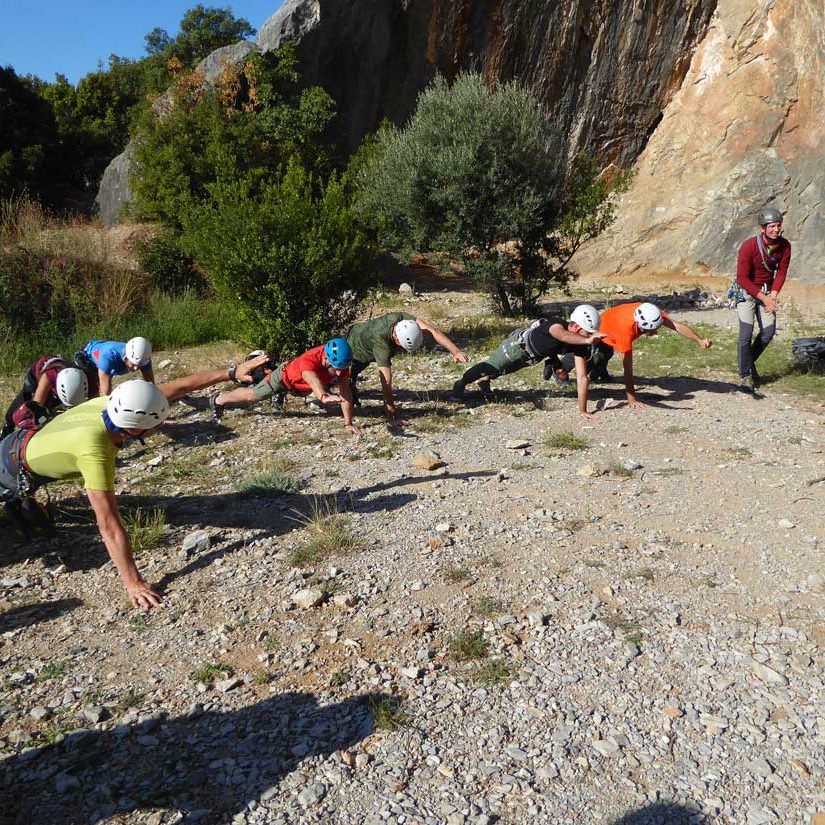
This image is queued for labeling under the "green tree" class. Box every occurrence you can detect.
[130,46,335,227]
[356,73,627,316]
[0,66,58,199]
[154,5,255,67]
[181,159,376,355]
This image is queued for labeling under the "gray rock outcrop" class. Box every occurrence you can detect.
[95,0,824,283]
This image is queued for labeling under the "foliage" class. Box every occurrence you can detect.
[0,66,58,200]
[473,660,515,687]
[181,158,376,356]
[545,431,589,451]
[0,198,235,372]
[357,73,628,316]
[145,5,255,67]
[368,694,408,730]
[123,507,166,555]
[131,46,335,227]
[288,497,363,567]
[191,662,233,683]
[136,229,205,294]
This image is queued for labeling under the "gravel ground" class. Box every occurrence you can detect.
[1,286,824,825]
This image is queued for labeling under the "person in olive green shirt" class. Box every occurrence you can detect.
[347,312,469,426]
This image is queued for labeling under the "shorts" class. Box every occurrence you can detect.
[252,363,288,400]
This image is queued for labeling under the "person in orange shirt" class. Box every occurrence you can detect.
[574,302,712,408]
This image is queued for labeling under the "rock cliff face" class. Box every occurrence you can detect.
[577,0,825,282]
[97,0,824,282]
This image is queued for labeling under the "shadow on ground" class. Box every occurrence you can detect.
[0,598,83,633]
[0,690,386,825]
[609,802,707,824]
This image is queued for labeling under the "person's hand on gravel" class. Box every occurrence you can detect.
[698,338,713,349]
[580,411,598,420]
[320,392,342,405]
[626,394,646,409]
[452,351,470,364]
[345,423,364,437]
[126,577,162,610]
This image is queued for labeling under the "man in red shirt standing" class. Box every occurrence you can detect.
[735,207,790,393]
[209,338,363,436]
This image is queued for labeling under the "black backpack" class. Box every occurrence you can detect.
[792,337,825,364]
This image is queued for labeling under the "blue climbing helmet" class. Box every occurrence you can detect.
[324,338,353,369]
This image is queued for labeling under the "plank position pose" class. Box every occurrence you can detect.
[0,356,268,608]
[347,312,469,426]
[452,305,605,419]
[83,337,155,396]
[564,302,712,408]
[209,339,363,437]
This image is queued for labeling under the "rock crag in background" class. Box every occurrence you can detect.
[98,0,824,281]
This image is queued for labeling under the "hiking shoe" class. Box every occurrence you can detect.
[750,363,761,388]
[305,398,324,414]
[209,393,224,422]
[738,376,754,394]
[477,380,495,401]
[452,380,465,400]
[549,368,571,389]
[272,391,286,411]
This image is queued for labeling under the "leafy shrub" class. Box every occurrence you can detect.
[182,158,377,356]
[357,73,629,316]
[136,230,205,294]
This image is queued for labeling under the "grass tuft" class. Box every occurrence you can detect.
[289,498,362,567]
[545,431,589,451]
[191,663,233,684]
[123,507,166,556]
[369,694,408,730]
[473,659,515,686]
[471,596,503,618]
[448,629,489,661]
[37,661,67,683]
[443,566,472,584]
[241,467,304,497]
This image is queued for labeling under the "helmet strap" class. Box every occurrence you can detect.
[101,409,124,434]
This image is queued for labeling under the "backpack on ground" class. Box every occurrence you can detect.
[792,337,825,366]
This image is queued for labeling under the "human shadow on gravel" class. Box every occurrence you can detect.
[0,598,83,633]
[609,802,707,824]
[0,690,387,825]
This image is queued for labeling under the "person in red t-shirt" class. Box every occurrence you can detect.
[209,339,363,436]
[583,302,712,408]
[734,207,791,393]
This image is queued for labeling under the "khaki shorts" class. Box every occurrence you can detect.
[252,363,288,400]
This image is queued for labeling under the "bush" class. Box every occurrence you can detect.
[136,230,205,294]
[356,73,628,316]
[181,158,377,356]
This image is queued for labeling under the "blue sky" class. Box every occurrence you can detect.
[0,1,284,84]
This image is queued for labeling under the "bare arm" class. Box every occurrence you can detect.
[416,319,469,363]
[337,376,363,436]
[98,370,112,396]
[141,367,156,384]
[86,489,161,609]
[549,323,605,347]
[663,318,712,348]
[573,354,595,419]
[377,366,397,416]
[623,350,644,408]
[32,373,52,405]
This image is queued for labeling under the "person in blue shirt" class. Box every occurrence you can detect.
[84,337,155,395]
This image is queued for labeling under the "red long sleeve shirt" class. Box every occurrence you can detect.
[736,235,791,298]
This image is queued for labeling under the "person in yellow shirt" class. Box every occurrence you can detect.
[0,355,268,609]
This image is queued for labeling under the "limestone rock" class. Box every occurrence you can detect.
[413,451,445,471]
[293,588,326,609]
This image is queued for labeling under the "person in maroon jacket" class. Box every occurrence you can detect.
[735,207,790,393]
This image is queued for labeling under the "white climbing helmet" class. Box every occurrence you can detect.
[393,319,424,352]
[633,302,663,331]
[125,336,152,368]
[569,304,600,333]
[55,368,89,407]
[107,380,169,430]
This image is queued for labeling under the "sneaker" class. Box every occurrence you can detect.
[208,393,224,422]
[452,380,465,400]
[738,375,754,394]
[305,398,324,414]
[477,380,495,401]
[750,363,761,388]
[549,368,571,389]
[272,391,286,411]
